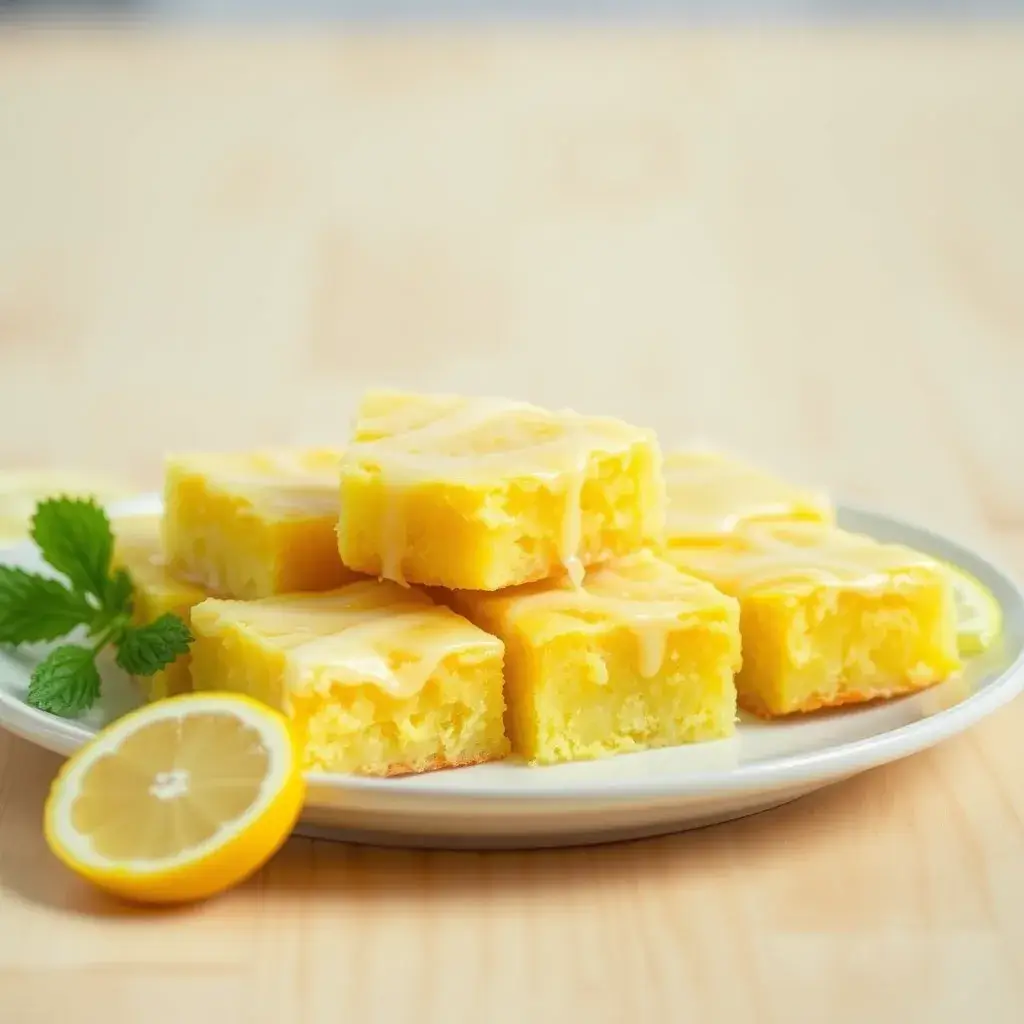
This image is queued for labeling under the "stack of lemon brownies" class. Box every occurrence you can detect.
[113,392,961,776]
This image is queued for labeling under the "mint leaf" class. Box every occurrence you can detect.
[26,645,102,717]
[31,497,113,599]
[0,566,95,644]
[104,568,134,616]
[14,498,195,718]
[115,613,192,677]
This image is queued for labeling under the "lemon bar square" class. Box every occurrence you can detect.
[164,448,361,600]
[189,580,509,776]
[451,550,741,765]
[337,390,665,591]
[664,449,833,544]
[666,521,961,717]
[112,515,207,701]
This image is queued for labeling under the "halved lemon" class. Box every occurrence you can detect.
[942,563,1002,656]
[44,692,305,904]
[0,468,134,542]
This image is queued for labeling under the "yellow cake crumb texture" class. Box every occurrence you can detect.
[163,447,360,599]
[112,514,207,701]
[667,519,947,596]
[665,520,961,717]
[453,550,741,764]
[337,390,665,591]
[90,387,983,780]
[663,449,833,543]
[189,580,509,776]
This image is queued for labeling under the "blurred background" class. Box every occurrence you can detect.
[2,2,1019,16]
[0,1,1022,547]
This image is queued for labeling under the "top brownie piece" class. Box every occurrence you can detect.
[337,391,665,591]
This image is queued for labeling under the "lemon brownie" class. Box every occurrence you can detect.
[165,448,360,600]
[112,515,206,701]
[666,521,960,717]
[450,550,740,765]
[189,580,509,776]
[664,449,832,544]
[337,390,665,591]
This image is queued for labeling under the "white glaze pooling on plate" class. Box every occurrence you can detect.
[1,494,1022,849]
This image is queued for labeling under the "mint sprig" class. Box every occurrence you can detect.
[0,567,94,643]
[31,497,114,600]
[27,645,102,716]
[116,614,193,677]
[0,497,194,718]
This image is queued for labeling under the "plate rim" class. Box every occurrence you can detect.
[1,494,1022,806]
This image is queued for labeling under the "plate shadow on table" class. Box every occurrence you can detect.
[249,751,934,910]
[0,733,202,919]
[0,727,956,919]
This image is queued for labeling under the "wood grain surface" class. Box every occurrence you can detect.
[1,24,1023,1024]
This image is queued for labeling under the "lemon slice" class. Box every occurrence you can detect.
[44,693,305,904]
[943,563,1002,656]
[0,469,135,543]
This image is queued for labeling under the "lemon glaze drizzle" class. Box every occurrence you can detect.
[178,450,344,516]
[670,523,940,596]
[285,609,490,699]
[502,588,687,680]
[222,585,495,701]
[663,451,831,540]
[348,396,641,588]
[499,555,728,679]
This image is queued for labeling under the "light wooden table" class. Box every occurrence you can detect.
[1,24,1023,1023]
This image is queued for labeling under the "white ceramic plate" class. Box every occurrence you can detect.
[2,495,1022,849]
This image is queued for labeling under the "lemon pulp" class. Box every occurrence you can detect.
[45,693,305,903]
[943,563,1002,656]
